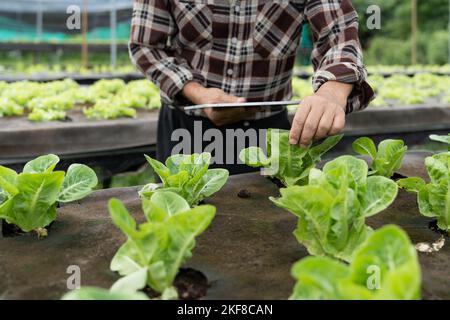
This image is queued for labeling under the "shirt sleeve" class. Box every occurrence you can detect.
[129,0,195,104]
[305,0,374,113]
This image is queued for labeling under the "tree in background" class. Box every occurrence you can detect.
[352,0,449,65]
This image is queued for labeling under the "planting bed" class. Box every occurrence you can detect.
[0,151,448,300]
[0,72,144,85]
[343,104,450,136]
[0,108,158,180]
[0,108,158,160]
[2,104,449,160]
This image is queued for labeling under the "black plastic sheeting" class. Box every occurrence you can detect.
[0,152,448,300]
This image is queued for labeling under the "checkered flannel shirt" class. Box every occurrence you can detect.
[129,0,374,119]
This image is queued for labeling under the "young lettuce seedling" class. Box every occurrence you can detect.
[0,154,98,235]
[62,255,157,300]
[270,156,398,262]
[62,286,149,300]
[429,134,450,151]
[108,191,216,300]
[289,225,421,300]
[398,152,450,233]
[140,152,229,206]
[352,137,407,178]
[239,129,343,186]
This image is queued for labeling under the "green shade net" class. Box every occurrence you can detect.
[0,16,130,42]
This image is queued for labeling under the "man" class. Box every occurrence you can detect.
[130,0,374,173]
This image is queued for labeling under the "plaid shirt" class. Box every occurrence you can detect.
[129,0,374,119]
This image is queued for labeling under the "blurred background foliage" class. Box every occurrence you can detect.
[353,0,449,65]
[0,0,448,70]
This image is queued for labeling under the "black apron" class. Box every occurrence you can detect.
[156,105,291,175]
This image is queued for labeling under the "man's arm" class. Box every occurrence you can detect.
[130,0,251,126]
[289,0,374,147]
[290,81,352,147]
[129,0,195,103]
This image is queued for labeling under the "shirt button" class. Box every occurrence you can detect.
[243,121,250,127]
[227,69,234,76]
[231,37,238,44]
[234,5,240,13]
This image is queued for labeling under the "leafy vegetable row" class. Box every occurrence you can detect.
[0,78,161,121]
[4,72,449,122]
[64,191,215,300]
[369,73,450,107]
[62,152,230,299]
[67,133,444,300]
[242,130,426,300]
[289,73,450,111]
[4,131,446,300]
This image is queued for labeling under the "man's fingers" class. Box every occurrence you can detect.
[328,110,345,136]
[315,108,335,140]
[300,105,325,147]
[221,93,246,104]
[289,102,311,145]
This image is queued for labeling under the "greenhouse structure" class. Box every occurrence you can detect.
[0,0,449,311]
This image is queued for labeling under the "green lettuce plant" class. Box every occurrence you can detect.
[0,154,98,235]
[62,260,154,300]
[398,152,450,233]
[352,137,407,178]
[290,225,421,300]
[140,153,229,206]
[62,287,149,300]
[0,97,24,117]
[239,129,343,186]
[430,134,450,150]
[270,156,398,261]
[108,191,216,300]
[28,108,67,122]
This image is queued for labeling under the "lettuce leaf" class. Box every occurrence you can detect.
[240,129,342,186]
[429,133,450,151]
[62,287,149,300]
[290,225,421,300]
[398,152,450,232]
[140,152,229,206]
[352,137,407,178]
[58,164,98,203]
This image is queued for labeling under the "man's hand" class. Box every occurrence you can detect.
[182,82,255,126]
[289,81,353,147]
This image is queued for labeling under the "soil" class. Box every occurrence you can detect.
[1,219,52,238]
[237,189,251,198]
[392,172,409,181]
[61,116,73,122]
[1,220,25,237]
[422,288,444,300]
[1,154,449,300]
[428,220,449,237]
[268,177,284,189]
[143,268,210,300]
